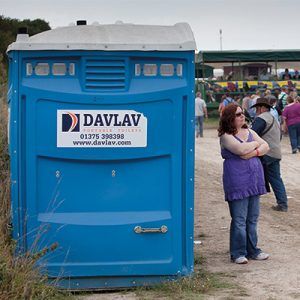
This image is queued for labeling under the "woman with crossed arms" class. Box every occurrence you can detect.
[218,104,270,264]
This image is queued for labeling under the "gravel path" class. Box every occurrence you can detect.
[195,128,300,299]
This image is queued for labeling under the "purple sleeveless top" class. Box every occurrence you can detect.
[221,131,267,201]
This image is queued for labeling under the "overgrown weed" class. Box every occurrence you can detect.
[0,80,69,299]
[136,253,234,300]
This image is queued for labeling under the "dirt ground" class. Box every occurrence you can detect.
[80,126,300,300]
[194,127,300,300]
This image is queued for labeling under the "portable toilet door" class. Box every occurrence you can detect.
[7,22,196,289]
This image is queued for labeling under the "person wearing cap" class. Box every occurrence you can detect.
[251,98,288,212]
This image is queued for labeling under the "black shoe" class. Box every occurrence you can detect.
[292,149,297,154]
[272,205,287,212]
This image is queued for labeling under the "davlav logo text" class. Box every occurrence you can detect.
[83,113,142,127]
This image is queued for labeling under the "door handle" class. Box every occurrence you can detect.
[134,225,168,234]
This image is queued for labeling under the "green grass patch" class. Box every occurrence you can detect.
[136,270,234,300]
[204,117,219,129]
[135,253,234,300]
[194,252,206,265]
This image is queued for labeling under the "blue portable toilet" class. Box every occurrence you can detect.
[7,22,196,289]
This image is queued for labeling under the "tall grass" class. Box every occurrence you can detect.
[0,78,68,299]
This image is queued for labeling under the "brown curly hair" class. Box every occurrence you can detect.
[218,103,248,136]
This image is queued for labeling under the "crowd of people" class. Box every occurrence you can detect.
[201,68,300,104]
[217,86,300,154]
[225,68,300,81]
[195,86,300,265]
[280,68,300,80]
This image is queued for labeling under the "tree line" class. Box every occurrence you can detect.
[0,15,51,77]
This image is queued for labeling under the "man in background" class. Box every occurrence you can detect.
[248,90,261,120]
[223,93,234,107]
[278,86,288,111]
[282,68,292,80]
[195,92,208,138]
[265,90,280,123]
[242,92,253,122]
[251,98,288,212]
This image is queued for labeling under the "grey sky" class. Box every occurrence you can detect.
[1,0,299,50]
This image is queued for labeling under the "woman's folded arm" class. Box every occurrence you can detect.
[220,133,259,155]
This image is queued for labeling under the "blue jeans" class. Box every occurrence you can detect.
[261,155,288,209]
[195,116,204,137]
[287,122,300,152]
[228,196,261,259]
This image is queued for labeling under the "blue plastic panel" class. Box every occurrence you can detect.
[9,50,195,288]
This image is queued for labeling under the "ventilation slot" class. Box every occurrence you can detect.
[85,59,126,91]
